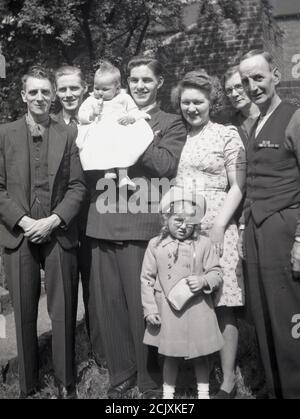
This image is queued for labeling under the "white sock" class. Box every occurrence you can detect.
[163,384,175,399]
[197,383,210,399]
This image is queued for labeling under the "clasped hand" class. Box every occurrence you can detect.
[18,215,61,244]
[186,275,208,293]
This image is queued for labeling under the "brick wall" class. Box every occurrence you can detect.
[155,0,284,111]
[278,80,300,105]
[275,16,300,81]
[273,15,300,103]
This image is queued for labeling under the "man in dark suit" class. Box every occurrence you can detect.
[53,66,105,367]
[85,56,187,398]
[0,66,87,398]
[239,50,300,399]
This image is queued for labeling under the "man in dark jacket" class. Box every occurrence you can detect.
[53,66,105,367]
[86,56,187,398]
[239,50,300,399]
[0,66,87,398]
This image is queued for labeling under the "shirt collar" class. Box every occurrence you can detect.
[62,110,78,125]
[139,103,159,115]
[25,113,50,137]
[161,236,194,247]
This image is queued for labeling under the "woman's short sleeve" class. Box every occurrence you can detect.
[222,125,247,172]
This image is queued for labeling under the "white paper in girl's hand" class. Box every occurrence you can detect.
[0,315,6,338]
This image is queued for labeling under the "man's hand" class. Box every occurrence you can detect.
[18,215,36,232]
[23,214,62,244]
[237,230,246,260]
[139,111,151,121]
[210,223,225,258]
[186,275,207,293]
[146,314,161,327]
[291,240,300,280]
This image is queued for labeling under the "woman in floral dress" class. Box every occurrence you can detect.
[174,70,246,398]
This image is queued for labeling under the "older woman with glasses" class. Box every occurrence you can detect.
[224,66,260,145]
[175,69,246,398]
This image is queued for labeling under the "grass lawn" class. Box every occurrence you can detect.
[0,316,266,399]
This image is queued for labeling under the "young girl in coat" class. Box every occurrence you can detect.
[76,60,153,188]
[141,187,224,399]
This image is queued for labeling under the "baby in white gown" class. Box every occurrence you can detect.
[76,60,154,188]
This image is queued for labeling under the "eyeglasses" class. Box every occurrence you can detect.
[172,217,196,228]
[225,84,245,96]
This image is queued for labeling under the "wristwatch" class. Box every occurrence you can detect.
[239,224,245,231]
[295,237,300,243]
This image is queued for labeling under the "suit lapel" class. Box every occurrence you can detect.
[254,103,284,142]
[11,117,31,212]
[147,106,162,136]
[48,119,68,197]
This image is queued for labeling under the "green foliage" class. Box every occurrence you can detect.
[0,0,183,122]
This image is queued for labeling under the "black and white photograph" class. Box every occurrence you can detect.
[0,0,300,401]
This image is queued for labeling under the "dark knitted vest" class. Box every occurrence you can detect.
[245,102,300,226]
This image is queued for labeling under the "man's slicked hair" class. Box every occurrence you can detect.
[240,49,276,71]
[54,65,86,87]
[22,65,55,90]
[127,55,164,79]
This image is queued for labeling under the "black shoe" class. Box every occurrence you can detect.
[89,352,107,369]
[57,383,78,399]
[213,385,237,400]
[141,388,162,399]
[107,375,137,399]
[255,385,271,399]
[19,387,40,399]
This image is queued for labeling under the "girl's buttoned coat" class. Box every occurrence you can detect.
[141,235,224,359]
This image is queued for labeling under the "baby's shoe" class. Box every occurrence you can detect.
[105,170,117,180]
[119,175,136,189]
